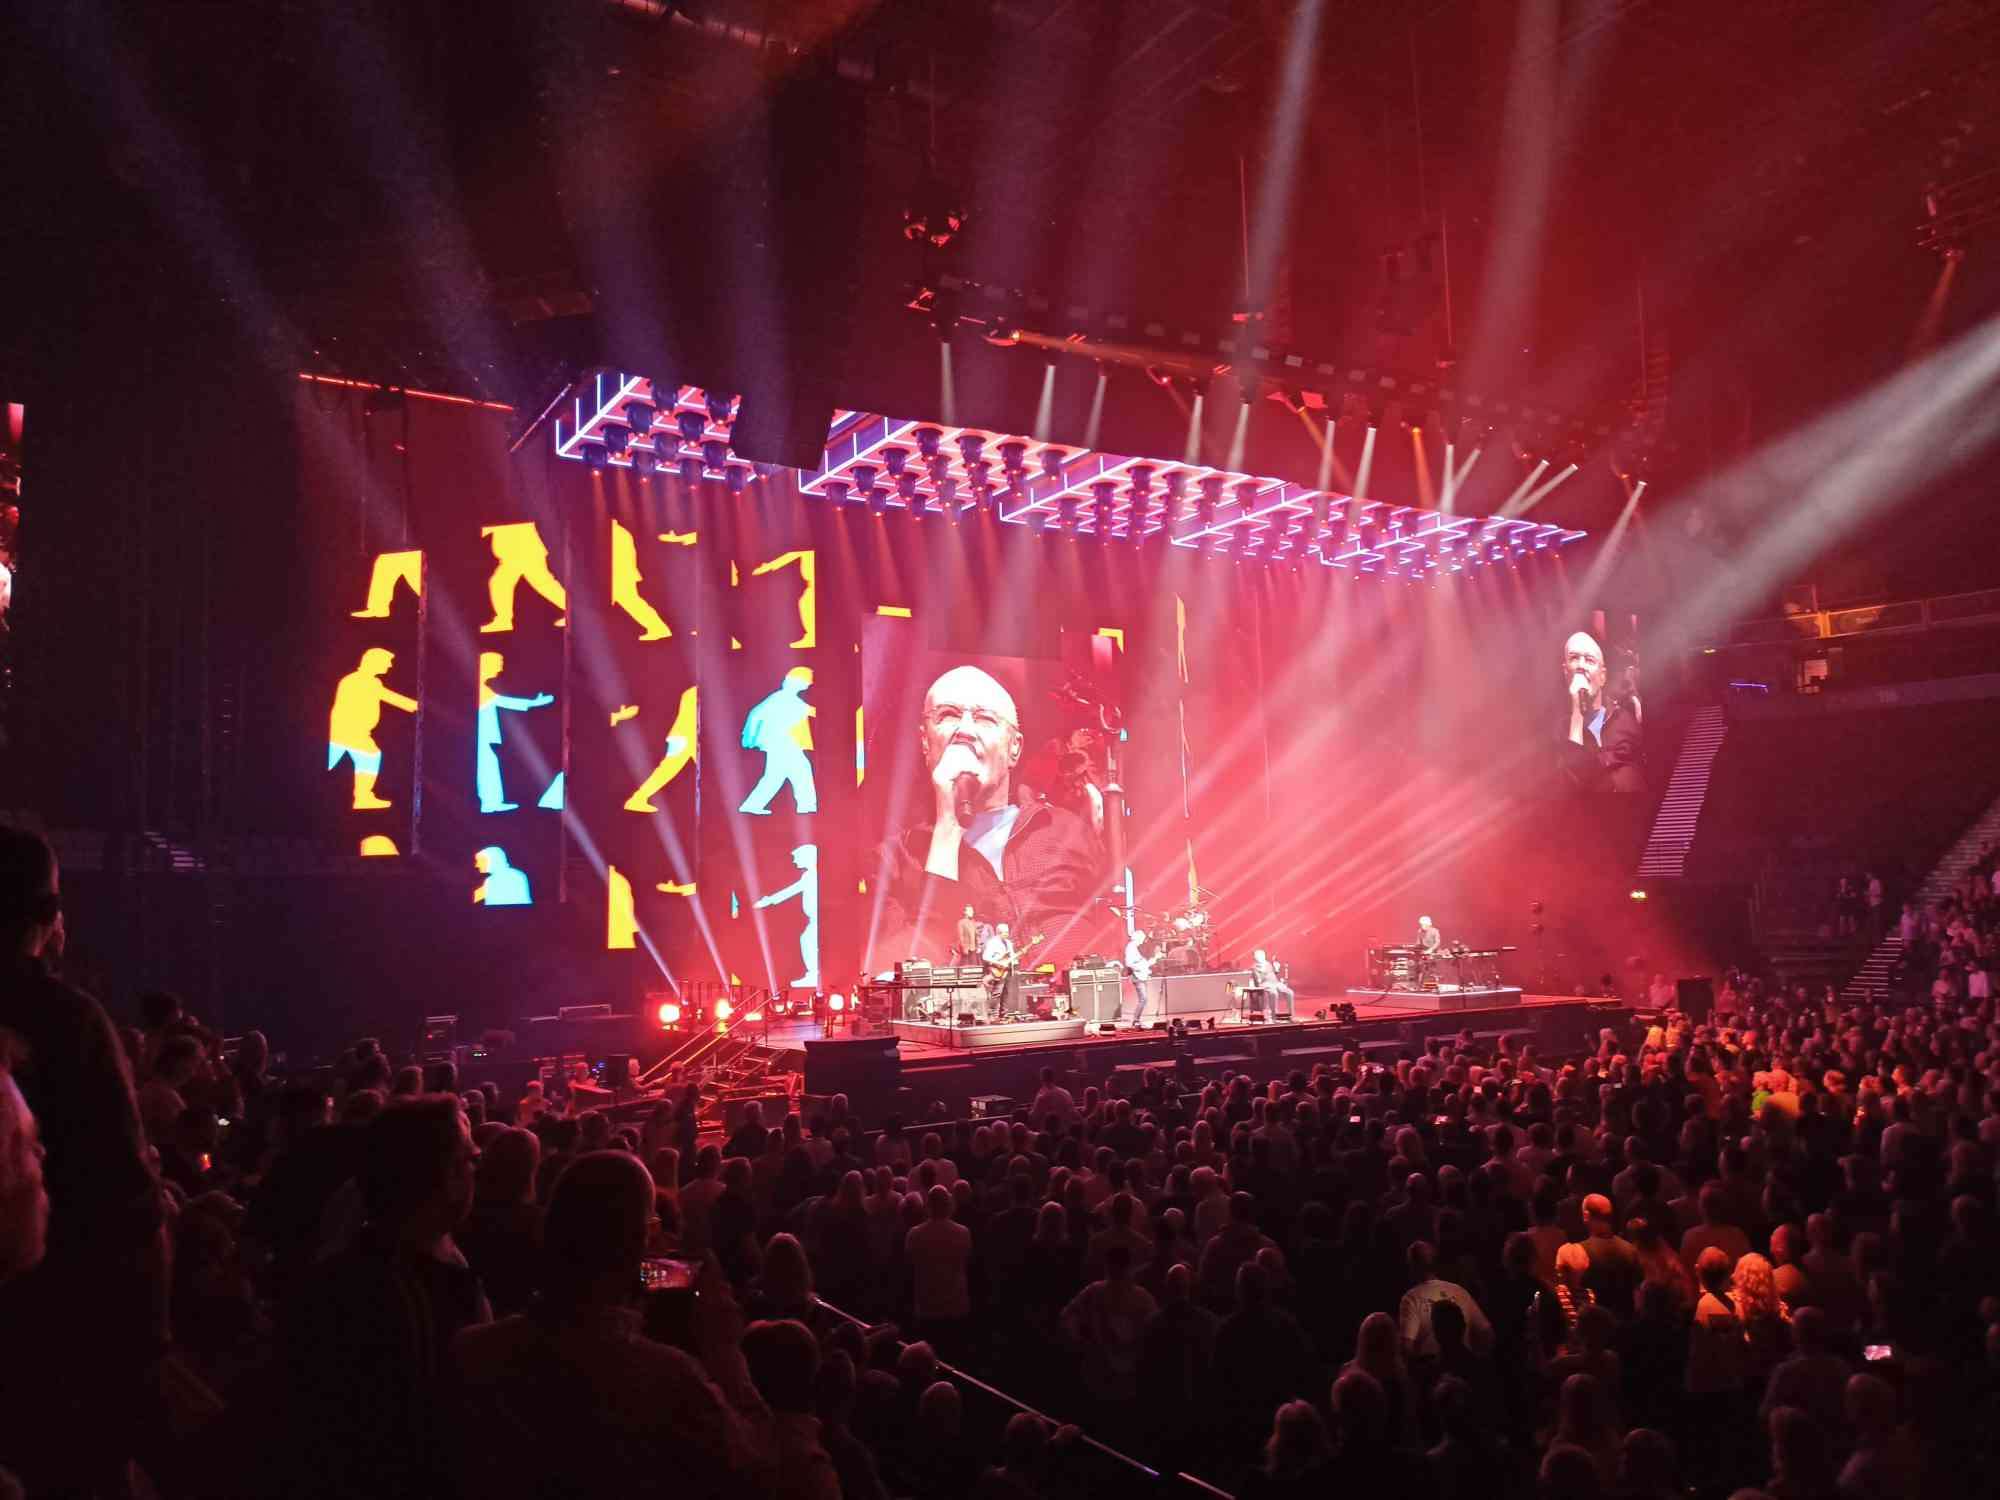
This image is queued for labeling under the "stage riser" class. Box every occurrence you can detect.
[890,1018,1090,1050]
[1346,987,1523,1012]
[1160,970,1255,1017]
[881,1002,1630,1117]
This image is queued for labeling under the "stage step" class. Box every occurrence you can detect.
[1637,705,1729,879]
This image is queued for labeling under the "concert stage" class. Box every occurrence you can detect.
[798,991,1632,1115]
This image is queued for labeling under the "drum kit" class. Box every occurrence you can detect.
[1159,888,1218,971]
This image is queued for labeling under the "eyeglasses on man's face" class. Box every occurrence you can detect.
[926,704,1016,736]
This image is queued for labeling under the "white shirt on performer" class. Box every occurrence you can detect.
[964,805,1018,881]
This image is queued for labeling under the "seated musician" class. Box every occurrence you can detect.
[866,666,1098,970]
[1250,948,1294,1020]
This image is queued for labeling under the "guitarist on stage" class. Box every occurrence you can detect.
[1122,927,1160,1027]
[982,922,1023,1015]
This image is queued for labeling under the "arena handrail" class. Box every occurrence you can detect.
[810,1292,1235,1500]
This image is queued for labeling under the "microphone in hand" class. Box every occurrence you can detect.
[953,773,978,827]
[1570,671,1593,709]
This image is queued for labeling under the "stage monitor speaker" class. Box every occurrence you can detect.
[1675,977,1714,1023]
[1068,971,1120,1023]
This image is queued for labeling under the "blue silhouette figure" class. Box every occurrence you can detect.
[738,666,817,815]
[478,650,554,813]
[474,846,531,907]
[754,844,819,986]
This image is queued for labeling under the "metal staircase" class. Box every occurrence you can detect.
[633,989,803,1136]
[1637,705,1729,878]
[1842,791,2000,1001]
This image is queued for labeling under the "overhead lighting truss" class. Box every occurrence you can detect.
[550,372,1586,577]
[553,372,754,486]
[799,411,1584,574]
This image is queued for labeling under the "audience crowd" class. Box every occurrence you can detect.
[8,824,2000,1499]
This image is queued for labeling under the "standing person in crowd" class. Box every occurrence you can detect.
[274,1096,487,1497]
[0,826,173,1496]
[451,1150,774,1497]
[907,1183,973,1354]
[1061,1243,1157,1418]
[0,1046,48,1284]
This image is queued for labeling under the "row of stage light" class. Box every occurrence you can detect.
[554,373,1588,576]
[651,990,845,1032]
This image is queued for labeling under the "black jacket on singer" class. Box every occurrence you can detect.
[866,799,1102,972]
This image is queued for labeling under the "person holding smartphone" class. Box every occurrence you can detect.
[453,1151,776,1494]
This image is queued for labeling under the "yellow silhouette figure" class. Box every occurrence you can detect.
[610,704,638,726]
[607,865,637,949]
[656,879,697,897]
[351,550,423,618]
[611,519,671,641]
[479,521,567,632]
[750,549,816,648]
[660,530,697,546]
[329,647,419,810]
[624,685,698,812]
[855,705,865,786]
[358,835,399,857]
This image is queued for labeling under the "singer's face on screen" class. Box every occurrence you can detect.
[920,665,1023,802]
[1563,632,1608,698]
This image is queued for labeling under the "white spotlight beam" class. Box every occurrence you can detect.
[1496,458,1550,516]
[1657,312,2000,662]
[1506,461,1579,518]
